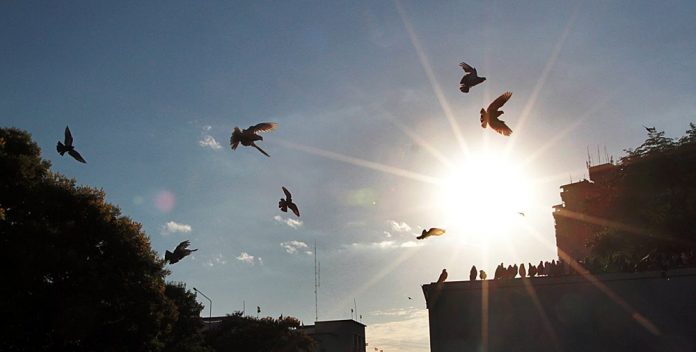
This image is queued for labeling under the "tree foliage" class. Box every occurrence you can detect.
[587,124,696,268]
[205,313,316,352]
[0,128,207,351]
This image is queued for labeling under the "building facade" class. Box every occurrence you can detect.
[298,319,366,352]
[422,269,696,352]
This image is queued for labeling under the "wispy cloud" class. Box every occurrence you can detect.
[274,215,303,229]
[205,253,227,267]
[236,252,262,265]
[280,241,313,255]
[199,135,222,150]
[350,240,423,250]
[161,221,192,235]
[388,220,412,233]
[366,308,430,352]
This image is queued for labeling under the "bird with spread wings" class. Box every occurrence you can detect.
[459,62,486,93]
[56,126,87,163]
[416,227,446,240]
[278,186,300,217]
[165,240,198,264]
[230,122,278,157]
[480,91,513,136]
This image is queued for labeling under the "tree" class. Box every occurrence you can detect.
[205,313,316,352]
[0,127,199,351]
[587,124,696,269]
[162,283,212,352]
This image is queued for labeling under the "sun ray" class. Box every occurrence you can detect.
[500,238,562,351]
[505,5,579,154]
[394,0,469,155]
[271,139,440,185]
[521,222,662,336]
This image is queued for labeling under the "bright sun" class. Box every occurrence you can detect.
[434,151,535,239]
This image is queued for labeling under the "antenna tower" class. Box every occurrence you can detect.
[314,240,320,322]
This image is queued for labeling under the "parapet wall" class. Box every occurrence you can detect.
[422,269,696,352]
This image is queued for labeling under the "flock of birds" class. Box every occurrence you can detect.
[55,61,518,278]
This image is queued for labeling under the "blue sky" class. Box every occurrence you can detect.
[2,1,696,350]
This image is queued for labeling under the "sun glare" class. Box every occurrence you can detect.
[435,151,536,239]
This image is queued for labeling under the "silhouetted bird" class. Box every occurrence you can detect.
[56,126,86,163]
[643,125,657,133]
[480,92,513,136]
[519,263,526,278]
[436,269,448,284]
[479,270,487,280]
[416,227,446,240]
[470,265,478,281]
[528,263,537,277]
[278,186,300,217]
[518,212,525,217]
[230,122,277,157]
[408,296,412,300]
[459,62,486,93]
[165,240,198,264]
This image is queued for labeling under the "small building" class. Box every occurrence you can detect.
[553,162,618,260]
[298,319,366,352]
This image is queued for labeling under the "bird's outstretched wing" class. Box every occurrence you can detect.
[64,126,73,147]
[249,122,278,134]
[429,228,446,236]
[487,92,512,112]
[165,250,174,263]
[253,144,271,157]
[287,203,300,217]
[175,240,191,252]
[230,128,241,150]
[459,62,476,74]
[282,187,292,201]
[490,120,513,136]
[68,149,87,163]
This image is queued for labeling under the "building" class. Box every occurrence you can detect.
[297,319,366,352]
[422,269,696,352]
[552,162,618,260]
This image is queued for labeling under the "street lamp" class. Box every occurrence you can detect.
[193,287,212,320]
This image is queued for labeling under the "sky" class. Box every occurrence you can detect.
[2,1,696,350]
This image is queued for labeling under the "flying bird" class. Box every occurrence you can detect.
[643,125,657,133]
[518,212,526,217]
[278,186,300,217]
[56,126,87,163]
[436,269,448,284]
[459,62,486,93]
[408,296,412,300]
[480,92,513,136]
[416,227,446,240]
[230,122,278,157]
[165,240,198,264]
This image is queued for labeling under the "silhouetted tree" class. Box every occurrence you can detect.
[587,124,696,269]
[0,128,206,351]
[162,283,212,352]
[205,312,316,352]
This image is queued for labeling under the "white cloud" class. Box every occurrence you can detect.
[161,221,192,235]
[400,241,422,248]
[236,252,255,264]
[366,309,430,352]
[274,215,303,229]
[280,241,312,255]
[199,135,222,150]
[388,220,411,233]
[383,231,392,238]
[236,252,263,265]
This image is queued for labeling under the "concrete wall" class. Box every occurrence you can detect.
[422,269,696,352]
